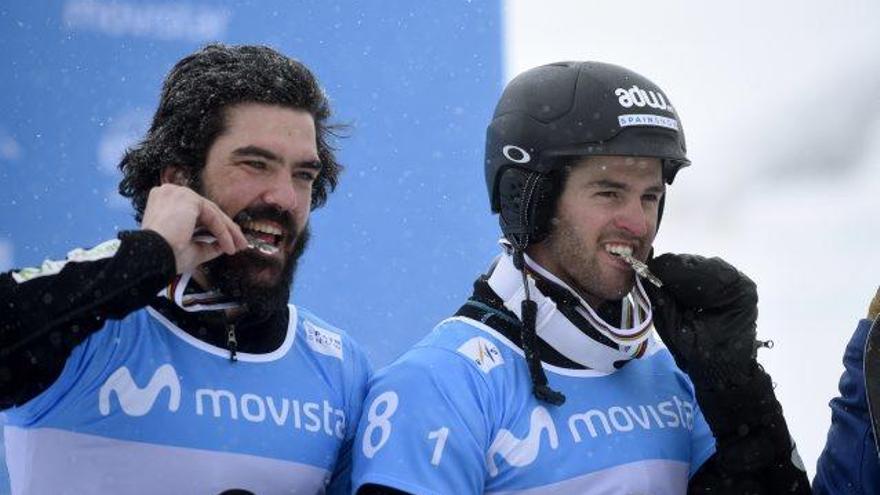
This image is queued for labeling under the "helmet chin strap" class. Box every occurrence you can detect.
[511,247,566,406]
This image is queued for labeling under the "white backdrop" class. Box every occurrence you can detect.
[505,0,880,477]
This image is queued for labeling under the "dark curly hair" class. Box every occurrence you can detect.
[118,43,343,222]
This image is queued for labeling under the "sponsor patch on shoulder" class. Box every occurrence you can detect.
[303,320,344,360]
[618,114,679,131]
[457,336,504,373]
[11,239,121,283]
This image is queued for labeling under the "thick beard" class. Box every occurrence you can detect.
[202,211,311,317]
[203,224,310,318]
[188,173,310,317]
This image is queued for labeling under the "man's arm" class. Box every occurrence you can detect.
[0,230,176,408]
[685,372,808,494]
[645,254,810,495]
[813,289,880,494]
[0,184,248,408]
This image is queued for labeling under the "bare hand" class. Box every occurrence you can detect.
[140,184,248,274]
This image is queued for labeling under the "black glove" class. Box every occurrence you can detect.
[645,253,809,493]
[644,253,759,388]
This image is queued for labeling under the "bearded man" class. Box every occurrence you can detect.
[0,44,370,495]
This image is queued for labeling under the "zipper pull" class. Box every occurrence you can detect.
[226,323,238,362]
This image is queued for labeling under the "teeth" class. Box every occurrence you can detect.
[191,230,280,255]
[254,242,279,255]
[241,221,283,237]
[605,244,634,257]
[244,234,280,255]
[604,243,663,287]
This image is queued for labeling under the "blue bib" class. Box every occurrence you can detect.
[353,316,714,494]
[3,305,371,495]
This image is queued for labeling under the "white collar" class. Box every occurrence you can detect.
[486,247,655,372]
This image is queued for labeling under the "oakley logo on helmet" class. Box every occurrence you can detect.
[615,85,674,112]
[503,145,531,164]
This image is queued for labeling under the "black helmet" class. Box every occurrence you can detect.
[484,62,690,406]
[485,61,690,250]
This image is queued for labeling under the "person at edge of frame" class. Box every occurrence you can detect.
[350,61,810,494]
[0,43,371,495]
[813,287,880,494]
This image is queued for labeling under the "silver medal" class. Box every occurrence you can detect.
[616,252,663,287]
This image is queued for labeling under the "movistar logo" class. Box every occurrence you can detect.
[484,396,697,476]
[486,406,558,477]
[615,85,674,112]
[99,364,181,416]
[97,364,346,439]
[567,395,695,442]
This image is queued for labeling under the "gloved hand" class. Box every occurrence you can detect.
[644,253,759,388]
[645,253,809,493]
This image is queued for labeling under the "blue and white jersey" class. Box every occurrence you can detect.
[2,305,371,495]
[352,316,715,494]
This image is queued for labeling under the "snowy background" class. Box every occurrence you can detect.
[504,0,880,477]
[1,0,879,489]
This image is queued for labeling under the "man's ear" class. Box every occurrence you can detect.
[160,166,188,186]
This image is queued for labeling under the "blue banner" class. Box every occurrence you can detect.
[0,0,503,490]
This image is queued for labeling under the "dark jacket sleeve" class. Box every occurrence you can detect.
[690,448,808,494]
[686,367,811,494]
[813,318,880,494]
[0,229,176,409]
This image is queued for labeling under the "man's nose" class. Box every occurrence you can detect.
[613,198,651,238]
[261,174,299,212]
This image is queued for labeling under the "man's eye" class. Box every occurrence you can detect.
[294,170,318,182]
[244,160,267,170]
[642,194,661,202]
[597,191,619,198]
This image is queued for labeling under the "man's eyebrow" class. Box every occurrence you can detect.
[299,159,322,171]
[587,179,628,189]
[231,145,281,162]
[232,145,322,170]
[587,179,665,191]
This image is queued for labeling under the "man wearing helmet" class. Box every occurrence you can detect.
[352,62,809,494]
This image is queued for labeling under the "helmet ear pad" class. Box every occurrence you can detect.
[497,166,560,250]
